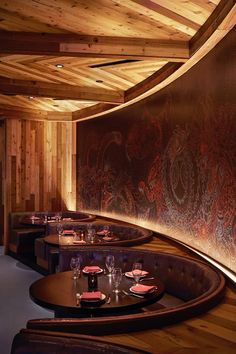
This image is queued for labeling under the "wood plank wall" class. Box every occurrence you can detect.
[4,118,76,248]
[0,120,5,245]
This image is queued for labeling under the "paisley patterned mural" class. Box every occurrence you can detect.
[77,28,236,274]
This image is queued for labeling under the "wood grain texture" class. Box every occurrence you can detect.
[0,120,5,244]
[97,236,236,354]
[0,0,222,118]
[4,118,76,248]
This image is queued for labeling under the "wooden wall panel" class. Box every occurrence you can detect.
[4,118,76,248]
[0,120,5,245]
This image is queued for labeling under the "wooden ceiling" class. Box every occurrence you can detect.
[0,0,235,121]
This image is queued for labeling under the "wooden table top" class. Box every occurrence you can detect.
[29,271,164,317]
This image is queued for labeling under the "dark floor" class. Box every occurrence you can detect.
[0,247,53,354]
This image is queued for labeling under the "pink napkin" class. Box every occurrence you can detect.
[132,284,156,293]
[80,291,102,300]
[97,229,109,235]
[83,266,101,273]
[102,236,113,241]
[63,230,74,234]
[63,218,72,221]
[126,270,148,277]
[73,240,86,244]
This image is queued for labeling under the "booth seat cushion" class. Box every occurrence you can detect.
[11,329,148,354]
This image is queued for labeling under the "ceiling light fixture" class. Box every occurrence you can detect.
[55,64,64,68]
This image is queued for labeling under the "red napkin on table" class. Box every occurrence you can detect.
[63,230,74,234]
[80,291,102,300]
[97,229,109,235]
[102,236,113,241]
[126,270,148,277]
[83,266,101,273]
[132,284,156,293]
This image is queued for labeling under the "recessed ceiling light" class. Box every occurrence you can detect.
[55,64,64,68]
[28,96,34,99]
[96,79,103,83]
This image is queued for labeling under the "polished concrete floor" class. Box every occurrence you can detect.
[0,247,53,354]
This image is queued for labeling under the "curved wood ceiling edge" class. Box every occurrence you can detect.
[0,0,234,122]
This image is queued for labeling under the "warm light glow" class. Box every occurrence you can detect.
[78,209,236,283]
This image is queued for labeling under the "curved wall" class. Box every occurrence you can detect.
[76,28,236,274]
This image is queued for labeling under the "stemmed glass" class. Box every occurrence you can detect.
[105,255,115,277]
[70,257,80,280]
[132,262,143,284]
[56,223,64,236]
[112,268,122,293]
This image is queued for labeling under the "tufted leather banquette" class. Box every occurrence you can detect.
[27,247,225,335]
[8,211,95,261]
[11,329,149,354]
[35,222,153,272]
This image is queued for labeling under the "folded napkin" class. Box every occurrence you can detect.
[80,291,102,300]
[83,265,101,273]
[97,229,109,235]
[63,217,72,221]
[47,220,55,223]
[30,216,40,220]
[73,240,86,244]
[126,270,148,277]
[63,230,74,234]
[102,236,113,241]
[132,284,156,293]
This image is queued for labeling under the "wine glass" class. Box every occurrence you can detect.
[112,268,122,293]
[132,262,143,284]
[56,223,64,236]
[70,257,80,279]
[105,255,115,277]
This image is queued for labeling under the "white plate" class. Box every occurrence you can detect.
[125,271,148,279]
[82,267,103,274]
[80,293,106,302]
[129,286,156,295]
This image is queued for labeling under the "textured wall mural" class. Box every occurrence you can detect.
[77,29,236,274]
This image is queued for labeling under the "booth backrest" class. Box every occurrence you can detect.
[59,247,223,302]
[11,329,149,354]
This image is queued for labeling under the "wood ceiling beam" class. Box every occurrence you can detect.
[0,76,125,104]
[72,103,117,121]
[190,0,236,56]
[0,32,189,61]
[124,62,183,102]
[0,104,72,121]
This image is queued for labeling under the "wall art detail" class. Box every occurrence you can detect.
[77,29,236,274]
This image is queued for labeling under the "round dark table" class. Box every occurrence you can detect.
[29,271,164,317]
[44,233,121,247]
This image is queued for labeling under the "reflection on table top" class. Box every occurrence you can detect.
[44,234,121,247]
[29,271,164,317]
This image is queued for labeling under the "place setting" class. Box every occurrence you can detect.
[123,262,158,298]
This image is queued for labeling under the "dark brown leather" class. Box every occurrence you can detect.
[11,329,149,354]
[27,248,225,334]
[8,211,95,258]
[35,222,152,272]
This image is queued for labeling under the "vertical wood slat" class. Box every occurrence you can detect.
[4,118,75,249]
[0,120,5,244]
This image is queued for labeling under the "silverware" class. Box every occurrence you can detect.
[76,293,81,306]
[122,290,144,298]
[106,294,111,304]
[140,277,155,282]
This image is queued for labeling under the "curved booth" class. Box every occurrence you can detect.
[27,247,225,335]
